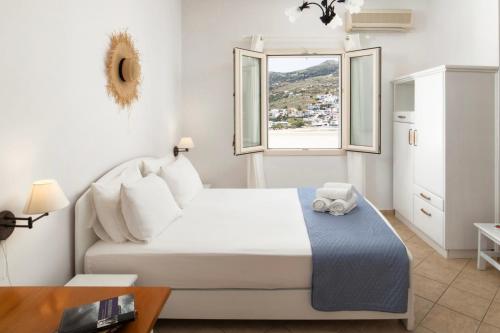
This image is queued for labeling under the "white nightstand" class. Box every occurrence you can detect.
[65,274,138,287]
[474,223,500,271]
[203,184,212,188]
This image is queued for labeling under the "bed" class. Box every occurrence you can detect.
[75,158,415,330]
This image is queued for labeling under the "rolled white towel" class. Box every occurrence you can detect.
[312,197,333,212]
[329,193,358,216]
[316,186,353,201]
[323,182,353,190]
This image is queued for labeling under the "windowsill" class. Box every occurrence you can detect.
[264,149,346,156]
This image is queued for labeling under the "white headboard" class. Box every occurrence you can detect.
[74,157,156,274]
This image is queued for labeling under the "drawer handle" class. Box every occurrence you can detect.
[420,193,431,201]
[398,115,407,119]
[420,208,432,217]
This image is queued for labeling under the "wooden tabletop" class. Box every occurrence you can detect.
[0,286,170,333]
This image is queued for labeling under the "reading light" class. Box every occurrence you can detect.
[0,180,69,240]
[173,137,195,157]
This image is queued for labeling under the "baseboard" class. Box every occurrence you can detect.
[380,209,395,215]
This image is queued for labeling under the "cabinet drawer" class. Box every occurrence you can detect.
[413,185,444,211]
[413,196,444,246]
[393,111,414,123]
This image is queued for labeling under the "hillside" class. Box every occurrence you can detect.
[269,59,339,85]
[269,60,340,110]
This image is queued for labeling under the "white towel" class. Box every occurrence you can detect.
[316,186,353,201]
[323,182,353,189]
[329,193,358,216]
[312,197,333,212]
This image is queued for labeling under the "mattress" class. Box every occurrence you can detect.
[85,188,312,289]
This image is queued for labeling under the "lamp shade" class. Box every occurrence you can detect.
[23,180,69,215]
[178,137,194,149]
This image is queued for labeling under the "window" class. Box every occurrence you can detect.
[234,48,381,155]
[267,55,342,150]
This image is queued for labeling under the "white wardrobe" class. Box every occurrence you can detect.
[393,65,497,257]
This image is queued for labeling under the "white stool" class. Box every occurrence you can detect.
[474,223,500,271]
[65,274,138,287]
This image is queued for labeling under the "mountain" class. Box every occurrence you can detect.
[269,60,339,85]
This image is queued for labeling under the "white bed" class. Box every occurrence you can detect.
[75,158,415,330]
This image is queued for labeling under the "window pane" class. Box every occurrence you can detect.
[350,55,374,147]
[242,55,262,148]
[267,55,341,149]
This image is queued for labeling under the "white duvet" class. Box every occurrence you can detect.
[85,188,313,289]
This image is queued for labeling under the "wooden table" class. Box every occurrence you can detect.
[0,286,170,333]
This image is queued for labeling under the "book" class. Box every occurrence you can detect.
[57,294,135,333]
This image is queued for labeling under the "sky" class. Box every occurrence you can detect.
[268,56,340,73]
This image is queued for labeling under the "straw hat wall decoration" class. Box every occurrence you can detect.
[106,31,141,108]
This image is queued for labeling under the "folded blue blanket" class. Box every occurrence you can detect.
[298,188,409,313]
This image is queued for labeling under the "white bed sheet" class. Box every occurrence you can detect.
[85,188,312,289]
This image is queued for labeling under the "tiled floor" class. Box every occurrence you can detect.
[155,213,500,333]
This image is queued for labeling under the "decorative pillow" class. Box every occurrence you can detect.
[142,155,175,176]
[92,219,114,242]
[159,155,203,208]
[120,174,182,241]
[91,166,142,243]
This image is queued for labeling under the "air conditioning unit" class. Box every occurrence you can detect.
[345,9,413,32]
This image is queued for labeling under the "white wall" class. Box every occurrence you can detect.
[181,0,498,209]
[0,0,182,285]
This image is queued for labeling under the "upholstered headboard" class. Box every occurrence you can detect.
[74,157,156,274]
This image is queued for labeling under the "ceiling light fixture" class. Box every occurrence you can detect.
[285,0,364,28]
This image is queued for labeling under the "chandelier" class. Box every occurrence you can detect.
[285,0,364,28]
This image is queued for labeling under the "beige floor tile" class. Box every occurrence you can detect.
[421,305,480,333]
[405,238,435,266]
[392,224,416,241]
[414,326,434,333]
[460,261,500,288]
[484,301,500,329]
[479,323,500,333]
[415,296,434,325]
[452,273,499,301]
[496,289,500,303]
[437,287,491,320]
[415,253,467,284]
[414,273,448,302]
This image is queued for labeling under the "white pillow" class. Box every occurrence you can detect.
[142,155,175,176]
[121,174,182,241]
[159,155,203,208]
[92,219,113,242]
[91,166,142,243]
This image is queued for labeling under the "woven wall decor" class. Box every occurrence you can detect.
[106,31,141,108]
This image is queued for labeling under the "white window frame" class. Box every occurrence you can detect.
[344,47,381,154]
[233,48,267,155]
[233,47,381,156]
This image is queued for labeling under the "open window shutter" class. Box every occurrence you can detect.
[233,48,267,155]
[344,47,381,154]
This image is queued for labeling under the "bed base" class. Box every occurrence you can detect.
[159,288,415,331]
[74,158,416,331]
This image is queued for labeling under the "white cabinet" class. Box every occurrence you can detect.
[414,73,444,198]
[393,65,497,256]
[393,120,414,222]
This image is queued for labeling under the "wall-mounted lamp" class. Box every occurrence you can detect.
[0,180,69,240]
[173,137,195,157]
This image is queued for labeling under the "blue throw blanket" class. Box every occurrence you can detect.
[298,188,409,313]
